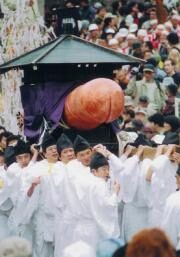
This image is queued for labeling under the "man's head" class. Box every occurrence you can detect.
[143,64,155,81]
[148,113,164,132]
[166,84,177,97]
[135,109,147,122]
[139,96,149,108]
[89,24,99,38]
[149,9,157,20]
[164,115,180,132]
[57,133,75,164]
[171,14,180,28]
[90,152,109,181]
[167,32,179,46]
[74,135,92,166]
[14,140,31,168]
[0,126,5,135]
[42,133,58,163]
[164,59,176,75]
[7,135,20,147]
[0,132,12,150]
[123,109,135,123]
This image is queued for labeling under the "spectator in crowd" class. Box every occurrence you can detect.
[125,228,175,257]
[126,64,165,112]
[163,59,180,86]
[167,32,180,72]
[163,84,177,115]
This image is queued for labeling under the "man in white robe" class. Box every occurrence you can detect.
[161,165,180,250]
[24,133,66,257]
[7,140,38,241]
[0,145,25,240]
[147,145,177,227]
[54,136,121,257]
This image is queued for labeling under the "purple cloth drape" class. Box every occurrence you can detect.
[20,81,76,139]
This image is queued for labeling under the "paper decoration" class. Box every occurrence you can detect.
[0,0,56,135]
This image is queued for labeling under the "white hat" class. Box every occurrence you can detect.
[105,28,115,34]
[157,24,165,30]
[135,108,147,116]
[164,21,173,30]
[94,2,103,9]
[117,28,129,37]
[129,23,138,33]
[89,24,98,31]
[137,29,147,37]
[150,19,158,26]
[105,12,116,19]
[171,14,180,21]
[127,33,136,40]
[125,15,134,26]
[108,38,119,46]
[125,96,134,106]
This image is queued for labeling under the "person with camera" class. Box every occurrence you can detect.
[125,64,165,112]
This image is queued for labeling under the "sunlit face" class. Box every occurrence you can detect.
[135,113,146,122]
[44,145,58,163]
[8,139,18,147]
[98,7,106,18]
[92,165,110,181]
[143,71,154,81]
[90,29,99,38]
[144,51,153,60]
[16,153,31,168]
[0,136,7,149]
[150,11,157,20]
[76,148,92,167]
[164,60,174,75]
[60,147,75,164]
[0,156,4,166]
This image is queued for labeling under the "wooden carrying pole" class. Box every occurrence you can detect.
[130,145,180,160]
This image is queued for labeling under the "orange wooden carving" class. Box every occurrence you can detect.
[64,78,124,130]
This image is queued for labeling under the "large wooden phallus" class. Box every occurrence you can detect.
[64,78,124,130]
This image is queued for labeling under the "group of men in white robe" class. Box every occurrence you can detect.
[0,131,180,257]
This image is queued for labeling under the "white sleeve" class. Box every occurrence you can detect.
[161,195,180,249]
[8,186,40,229]
[89,182,119,238]
[108,153,125,180]
[119,155,140,203]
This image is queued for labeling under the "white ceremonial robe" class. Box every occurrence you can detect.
[22,160,66,257]
[0,167,14,239]
[148,155,177,227]
[161,190,180,250]
[54,159,119,257]
[120,156,152,242]
[7,161,35,241]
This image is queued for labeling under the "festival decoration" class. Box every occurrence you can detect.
[64,78,124,130]
[0,0,55,134]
